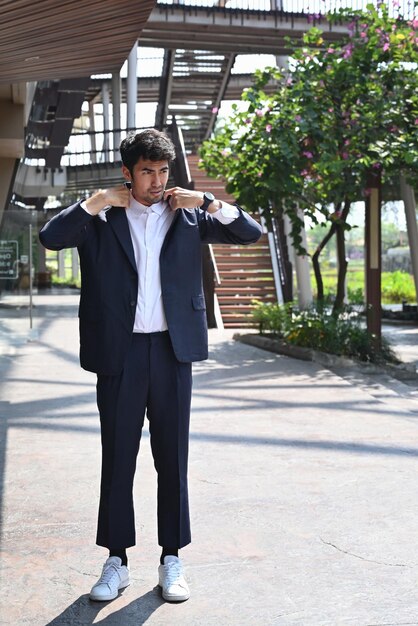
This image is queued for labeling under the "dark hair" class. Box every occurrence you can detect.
[120,129,176,173]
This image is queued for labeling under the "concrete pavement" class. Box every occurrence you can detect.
[1,294,418,625]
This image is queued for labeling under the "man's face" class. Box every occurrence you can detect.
[122,157,169,206]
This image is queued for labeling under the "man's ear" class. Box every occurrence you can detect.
[121,164,131,181]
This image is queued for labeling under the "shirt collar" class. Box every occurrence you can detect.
[129,193,167,216]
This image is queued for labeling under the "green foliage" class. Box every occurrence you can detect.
[346,286,365,306]
[51,275,81,289]
[200,3,418,262]
[315,269,415,303]
[381,221,403,252]
[382,270,416,302]
[252,301,398,364]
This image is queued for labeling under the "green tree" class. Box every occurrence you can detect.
[200,3,418,313]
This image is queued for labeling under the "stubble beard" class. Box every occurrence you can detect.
[147,187,165,205]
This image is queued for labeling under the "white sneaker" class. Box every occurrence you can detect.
[158,555,190,602]
[89,556,130,601]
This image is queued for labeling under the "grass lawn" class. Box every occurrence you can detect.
[312,266,416,304]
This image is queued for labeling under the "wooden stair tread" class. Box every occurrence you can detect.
[189,153,275,329]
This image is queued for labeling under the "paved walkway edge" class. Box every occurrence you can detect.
[233,332,418,383]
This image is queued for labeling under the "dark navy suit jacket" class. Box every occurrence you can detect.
[39,201,262,374]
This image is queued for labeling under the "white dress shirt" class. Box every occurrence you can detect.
[81,194,239,333]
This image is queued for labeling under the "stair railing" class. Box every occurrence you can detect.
[166,118,194,190]
[209,244,221,285]
[259,204,293,304]
[156,0,414,19]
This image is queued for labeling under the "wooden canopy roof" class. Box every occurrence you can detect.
[0,0,156,84]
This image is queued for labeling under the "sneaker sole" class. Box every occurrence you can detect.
[89,581,130,602]
[158,584,190,602]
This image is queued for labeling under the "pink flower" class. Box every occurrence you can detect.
[221,149,230,157]
[265,124,272,133]
[256,109,264,117]
[347,20,356,33]
[300,169,309,177]
[286,77,292,86]
[343,43,354,59]
[360,32,367,38]
[245,118,251,124]
[383,42,390,51]
[212,107,219,114]
[372,162,382,169]
[295,115,302,122]
[327,48,335,53]
[303,151,313,159]
[415,118,418,125]
[328,107,334,113]
[257,172,263,178]
[344,139,350,146]
[308,14,321,23]
[341,152,349,160]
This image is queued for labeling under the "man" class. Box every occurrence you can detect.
[39,129,262,603]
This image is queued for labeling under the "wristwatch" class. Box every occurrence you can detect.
[200,191,215,211]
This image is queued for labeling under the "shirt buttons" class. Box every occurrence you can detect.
[130,300,136,306]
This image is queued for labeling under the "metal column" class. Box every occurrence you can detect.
[400,175,418,302]
[88,100,97,164]
[365,174,382,343]
[58,250,66,279]
[112,72,121,159]
[127,41,138,131]
[102,82,110,161]
[71,248,79,282]
[293,208,313,309]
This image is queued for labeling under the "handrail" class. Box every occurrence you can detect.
[156,0,414,19]
[166,119,194,189]
[209,244,221,285]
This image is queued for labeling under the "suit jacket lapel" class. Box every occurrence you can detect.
[106,207,137,273]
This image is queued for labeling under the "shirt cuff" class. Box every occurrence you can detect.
[80,199,111,222]
[80,200,92,214]
[211,201,240,225]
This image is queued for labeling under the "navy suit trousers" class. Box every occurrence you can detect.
[95,331,192,550]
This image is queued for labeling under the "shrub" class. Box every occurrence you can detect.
[381,271,415,303]
[51,275,81,289]
[251,301,398,364]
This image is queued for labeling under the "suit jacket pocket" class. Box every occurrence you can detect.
[192,294,206,310]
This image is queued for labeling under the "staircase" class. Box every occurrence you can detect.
[188,154,277,328]
[156,49,236,153]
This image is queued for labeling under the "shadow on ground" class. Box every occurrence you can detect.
[47,588,167,626]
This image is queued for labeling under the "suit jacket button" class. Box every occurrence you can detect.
[130,300,135,306]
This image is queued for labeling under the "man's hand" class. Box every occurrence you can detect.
[84,185,131,215]
[164,187,221,213]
